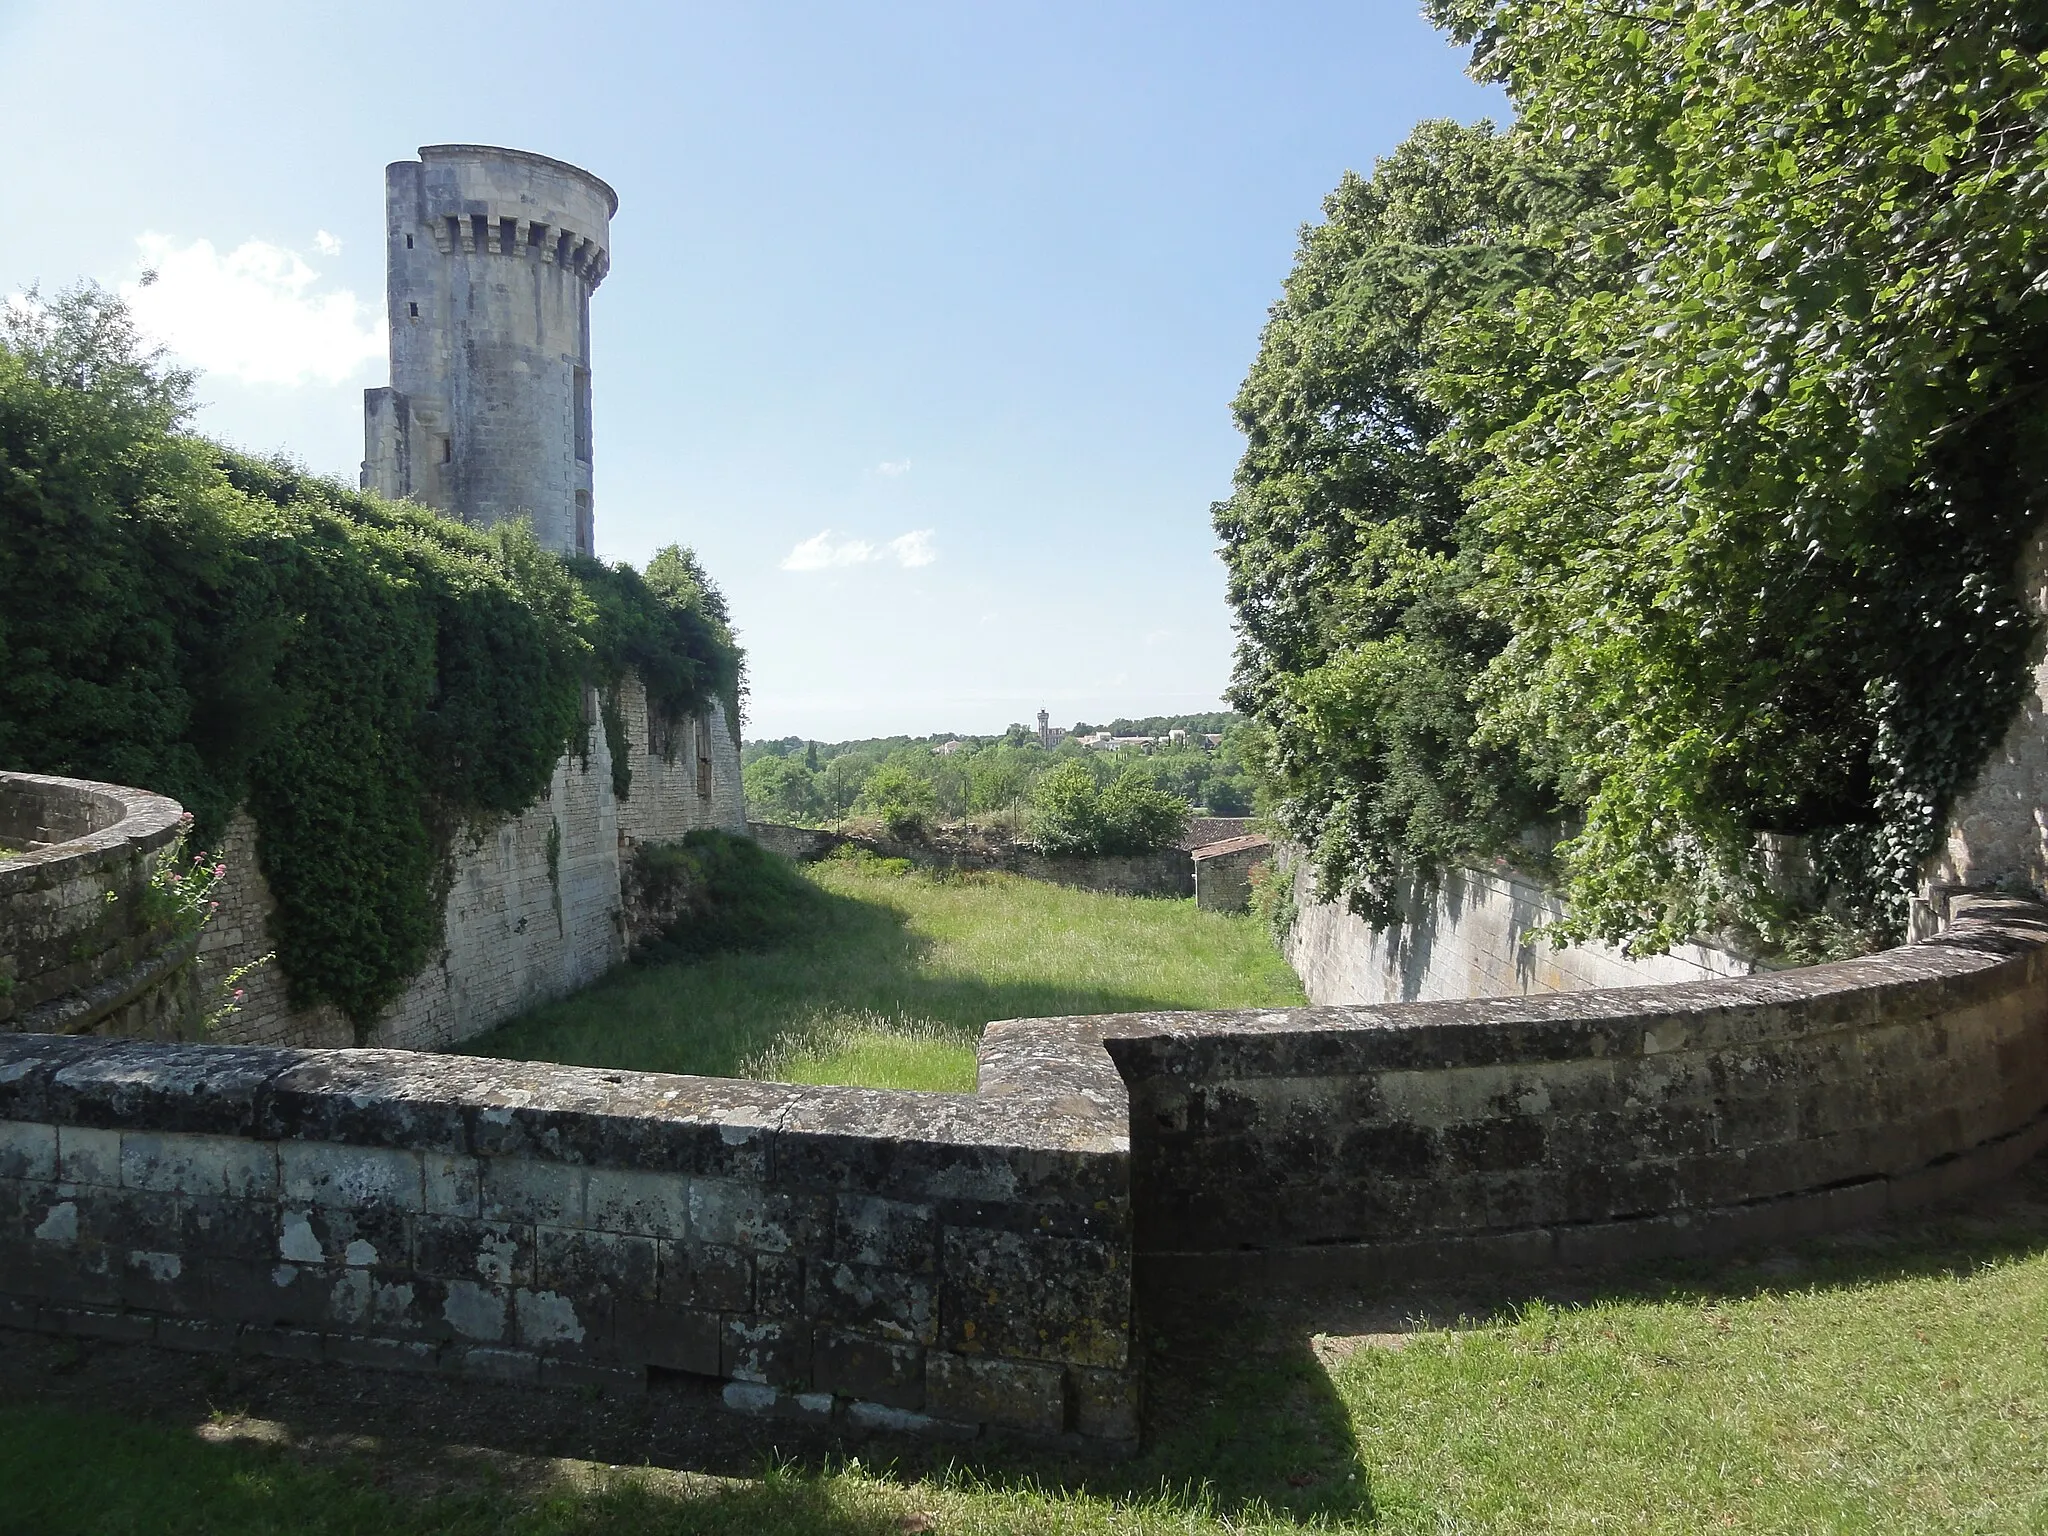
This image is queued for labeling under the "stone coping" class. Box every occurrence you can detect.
[0,772,185,898]
[1190,834,1271,860]
[1094,892,2048,1080]
[0,1020,1129,1197]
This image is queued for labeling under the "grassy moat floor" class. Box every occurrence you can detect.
[2,1153,2045,1533]
[461,856,1306,1090]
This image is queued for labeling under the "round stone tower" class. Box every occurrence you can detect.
[361,144,616,556]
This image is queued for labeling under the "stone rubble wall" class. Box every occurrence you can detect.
[198,677,744,1052]
[0,774,195,1040]
[0,1022,1136,1450]
[747,823,1194,899]
[1283,850,1758,1006]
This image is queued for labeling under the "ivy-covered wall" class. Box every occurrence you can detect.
[1,287,744,1033]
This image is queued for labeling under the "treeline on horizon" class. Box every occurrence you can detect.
[741,714,1258,826]
[1221,0,2048,959]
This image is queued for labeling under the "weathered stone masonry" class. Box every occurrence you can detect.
[197,678,745,1052]
[0,1017,1136,1447]
[0,775,194,1041]
[3,891,2045,1449]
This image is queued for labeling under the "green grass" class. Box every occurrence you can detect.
[464,856,1306,1090]
[5,1185,2047,1533]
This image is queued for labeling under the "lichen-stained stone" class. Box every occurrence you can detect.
[56,1125,120,1187]
[831,1194,938,1272]
[722,1316,810,1387]
[121,1130,278,1200]
[263,1051,484,1154]
[812,1328,925,1409]
[0,1122,57,1183]
[584,1167,689,1237]
[463,1065,791,1179]
[277,1201,412,1272]
[423,1152,480,1217]
[754,1254,803,1317]
[535,1226,657,1304]
[45,1041,297,1135]
[926,1352,1066,1436]
[940,1228,1129,1369]
[413,1214,531,1288]
[513,1287,591,1352]
[479,1157,585,1227]
[658,1240,752,1311]
[441,1278,511,1343]
[279,1142,424,1212]
[688,1180,827,1255]
[804,1260,936,1345]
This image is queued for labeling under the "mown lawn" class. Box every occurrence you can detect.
[463,855,1306,1090]
[4,1175,2046,1534]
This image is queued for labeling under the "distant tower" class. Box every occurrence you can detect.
[361,144,616,556]
[1037,709,1052,750]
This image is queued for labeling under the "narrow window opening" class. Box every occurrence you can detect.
[696,718,713,799]
[405,233,414,249]
[441,436,452,464]
[574,491,592,557]
[499,217,518,254]
[408,301,419,318]
[572,367,592,463]
[470,214,489,252]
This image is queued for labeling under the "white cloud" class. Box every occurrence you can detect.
[782,530,877,570]
[781,528,938,572]
[889,529,937,567]
[119,232,383,387]
[312,229,343,257]
[876,459,911,476]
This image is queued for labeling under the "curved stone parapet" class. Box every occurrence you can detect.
[0,772,196,1038]
[0,880,2041,1452]
[1083,890,2048,1292]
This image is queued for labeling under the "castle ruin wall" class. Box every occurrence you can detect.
[197,676,743,1052]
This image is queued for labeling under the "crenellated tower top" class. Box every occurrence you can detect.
[361,144,616,556]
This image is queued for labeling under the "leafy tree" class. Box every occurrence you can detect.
[1098,767,1191,853]
[852,762,938,837]
[1027,760,1108,855]
[1213,119,1605,924]
[1423,0,2048,949]
[742,754,820,822]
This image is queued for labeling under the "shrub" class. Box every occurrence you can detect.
[630,831,826,961]
[852,763,938,839]
[1028,761,1189,856]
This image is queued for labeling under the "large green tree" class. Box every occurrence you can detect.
[1213,119,1610,923]
[1428,0,2048,949]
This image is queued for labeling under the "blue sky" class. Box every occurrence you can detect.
[0,1,1502,740]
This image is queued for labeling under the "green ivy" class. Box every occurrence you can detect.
[0,285,745,1029]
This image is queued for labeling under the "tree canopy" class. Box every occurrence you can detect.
[1219,1,2048,953]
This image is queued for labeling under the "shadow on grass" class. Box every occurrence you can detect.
[461,870,1230,1081]
[7,1164,2045,1532]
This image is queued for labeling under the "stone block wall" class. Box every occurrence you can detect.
[0,1022,1135,1448]
[5,886,2047,1450]
[197,677,744,1052]
[1105,891,2048,1289]
[1,774,195,1040]
[1283,850,1757,1006]
[1193,835,1272,913]
[1936,523,2048,894]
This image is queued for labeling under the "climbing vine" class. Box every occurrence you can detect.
[0,283,745,1026]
